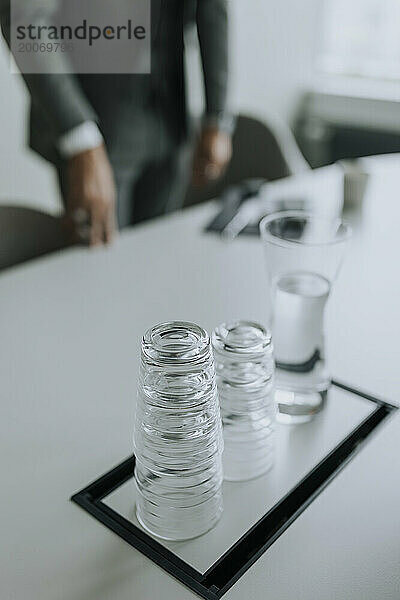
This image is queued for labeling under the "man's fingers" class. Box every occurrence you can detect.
[65,145,117,247]
[103,205,116,245]
[204,162,222,180]
[89,225,103,247]
[72,208,90,226]
[193,157,222,186]
[67,199,113,247]
[89,204,107,247]
[69,207,90,243]
[193,129,232,186]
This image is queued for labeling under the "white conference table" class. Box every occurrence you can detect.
[1,155,399,600]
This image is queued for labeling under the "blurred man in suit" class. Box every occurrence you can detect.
[0,0,233,245]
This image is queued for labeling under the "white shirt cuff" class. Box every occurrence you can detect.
[203,113,236,135]
[58,121,104,159]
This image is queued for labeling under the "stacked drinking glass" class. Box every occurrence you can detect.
[133,321,224,541]
[212,321,275,481]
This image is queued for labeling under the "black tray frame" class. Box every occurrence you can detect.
[71,381,397,600]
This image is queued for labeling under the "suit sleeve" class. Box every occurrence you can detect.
[0,0,98,136]
[196,0,230,119]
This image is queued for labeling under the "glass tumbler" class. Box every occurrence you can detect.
[212,321,275,481]
[133,321,224,541]
[260,211,351,424]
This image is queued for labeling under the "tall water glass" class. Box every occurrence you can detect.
[260,211,351,424]
[133,321,224,540]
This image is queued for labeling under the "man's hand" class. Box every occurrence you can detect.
[65,145,117,246]
[192,126,232,187]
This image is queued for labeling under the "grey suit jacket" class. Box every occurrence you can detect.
[0,0,229,168]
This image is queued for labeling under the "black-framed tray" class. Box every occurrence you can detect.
[71,381,396,600]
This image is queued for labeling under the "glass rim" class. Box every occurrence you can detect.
[141,321,212,367]
[259,210,352,248]
[212,320,272,360]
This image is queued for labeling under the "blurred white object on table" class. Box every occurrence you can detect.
[221,164,345,239]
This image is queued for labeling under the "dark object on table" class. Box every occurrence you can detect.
[205,179,265,236]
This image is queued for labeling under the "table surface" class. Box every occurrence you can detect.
[1,155,399,600]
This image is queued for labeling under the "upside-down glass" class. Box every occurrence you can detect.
[212,321,275,481]
[133,322,224,540]
[260,211,352,424]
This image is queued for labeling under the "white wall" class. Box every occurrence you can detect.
[0,0,321,211]
[230,0,321,121]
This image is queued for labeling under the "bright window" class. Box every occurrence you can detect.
[318,0,400,81]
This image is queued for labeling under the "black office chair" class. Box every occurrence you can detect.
[185,113,309,207]
[0,205,68,271]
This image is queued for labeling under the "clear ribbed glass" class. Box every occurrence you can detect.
[133,321,224,541]
[212,321,275,482]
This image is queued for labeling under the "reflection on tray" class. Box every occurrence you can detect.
[103,384,375,573]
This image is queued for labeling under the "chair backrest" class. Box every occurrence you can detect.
[0,205,68,271]
[186,114,310,207]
